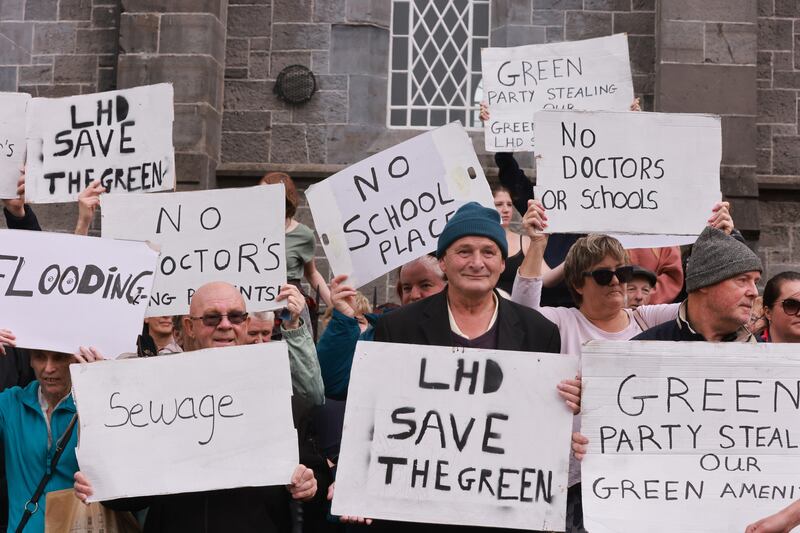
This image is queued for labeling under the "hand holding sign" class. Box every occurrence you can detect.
[2,172,26,218]
[287,464,317,502]
[75,180,107,236]
[0,328,15,355]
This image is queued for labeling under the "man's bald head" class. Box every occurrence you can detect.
[184,281,249,350]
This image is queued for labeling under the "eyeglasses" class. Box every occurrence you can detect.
[582,266,635,286]
[780,298,800,316]
[190,312,248,327]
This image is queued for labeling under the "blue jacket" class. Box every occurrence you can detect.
[1,382,78,533]
[316,310,378,400]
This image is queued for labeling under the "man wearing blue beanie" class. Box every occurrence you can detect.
[370,201,574,533]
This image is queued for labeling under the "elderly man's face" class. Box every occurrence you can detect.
[626,278,653,309]
[185,283,249,349]
[399,261,446,305]
[439,236,504,298]
[703,271,761,330]
[30,350,74,404]
[242,317,274,344]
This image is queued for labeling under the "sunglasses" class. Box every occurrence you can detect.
[780,298,800,317]
[582,266,635,286]
[190,311,248,327]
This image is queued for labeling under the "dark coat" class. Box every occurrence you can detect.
[368,289,560,533]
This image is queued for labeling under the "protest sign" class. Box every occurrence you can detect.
[71,343,298,502]
[481,34,633,152]
[101,184,286,316]
[25,83,175,203]
[306,122,493,288]
[0,93,30,199]
[0,229,157,357]
[581,341,800,533]
[332,341,578,530]
[532,110,722,236]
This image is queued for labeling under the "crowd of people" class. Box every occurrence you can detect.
[1,156,798,533]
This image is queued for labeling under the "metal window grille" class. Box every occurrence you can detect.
[388,0,490,130]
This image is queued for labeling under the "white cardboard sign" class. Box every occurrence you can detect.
[71,343,299,502]
[101,185,286,317]
[332,341,578,530]
[25,83,175,203]
[0,229,157,358]
[533,110,722,236]
[481,34,634,152]
[581,341,800,533]
[306,122,493,288]
[0,92,30,199]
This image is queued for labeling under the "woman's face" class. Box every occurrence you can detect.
[766,280,800,342]
[493,190,514,228]
[575,254,627,311]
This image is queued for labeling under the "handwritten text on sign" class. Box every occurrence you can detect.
[0,92,30,199]
[332,341,578,530]
[0,229,157,357]
[25,83,175,203]
[101,184,286,316]
[533,110,721,236]
[581,341,800,533]
[481,34,633,152]
[306,122,493,288]
[71,343,298,502]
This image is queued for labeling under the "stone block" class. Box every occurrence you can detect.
[223,79,283,110]
[661,0,756,24]
[53,54,96,83]
[175,152,209,185]
[565,11,612,41]
[758,18,793,51]
[532,0,582,9]
[225,67,247,79]
[222,110,271,131]
[76,28,117,54]
[491,0,508,30]
[250,37,270,51]
[757,124,771,149]
[25,0,56,20]
[292,89,347,124]
[27,203,79,233]
[92,6,119,28]
[757,51,771,80]
[314,0,346,23]
[249,51,270,79]
[705,22,756,65]
[506,25,547,46]
[774,70,800,89]
[272,23,331,51]
[775,0,800,17]
[307,125,327,163]
[721,115,757,166]
[122,0,223,17]
[227,5,271,37]
[490,26,507,47]
[312,51,329,74]
[97,66,115,91]
[632,0,655,10]
[507,0,532,24]
[173,103,220,154]
[585,0,630,10]
[119,13,158,54]
[774,50,793,70]
[325,124,383,164]
[633,73,654,94]
[160,14,226,63]
[628,35,654,75]
[346,0,390,27]
[726,197,759,234]
[59,0,91,20]
[0,0,23,21]
[758,225,789,248]
[773,136,800,175]
[346,75,384,124]
[19,64,52,84]
[757,148,772,174]
[757,89,796,124]
[0,22,32,65]
[532,10,564,26]
[273,0,312,22]
[657,64,756,115]
[316,74,347,90]
[330,24,389,76]
[20,83,84,97]
[33,22,77,54]
[0,67,15,91]
[758,0,773,16]
[271,124,308,163]
[614,11,654,35]
[760,201,800,224]
[546,26,564,42]
[221,132,270,163]
[118,55,222,109]
[720,165,758,196]
[225,38,249,68]
[659,20,703,63]
[270,51,311,75]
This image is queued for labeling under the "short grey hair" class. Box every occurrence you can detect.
[251,310,275,322]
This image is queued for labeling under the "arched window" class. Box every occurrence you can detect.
[388,0,490,130]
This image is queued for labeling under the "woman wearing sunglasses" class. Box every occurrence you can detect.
[760,271,800,343]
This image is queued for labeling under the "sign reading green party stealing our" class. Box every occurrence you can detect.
[581,341,800,533]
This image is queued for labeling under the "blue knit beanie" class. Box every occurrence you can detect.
[435,201,508,258]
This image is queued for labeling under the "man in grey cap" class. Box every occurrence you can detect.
[626,266,657,310]
[633,226,762,342]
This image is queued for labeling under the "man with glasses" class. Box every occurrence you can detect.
[633,226,762,342]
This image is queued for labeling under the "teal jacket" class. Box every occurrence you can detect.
[1,382,78,533]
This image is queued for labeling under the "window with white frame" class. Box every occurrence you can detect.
[388,0,490,130]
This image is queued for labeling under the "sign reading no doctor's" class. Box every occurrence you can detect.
[0,92,30,199]
[581,341,800,533]
[481,33,634,152]
[333,341,578,530]
[25,83,175,203]
[533,110,722,236]
[306,122,493,288]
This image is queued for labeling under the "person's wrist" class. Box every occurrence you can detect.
[4,204,25,218]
